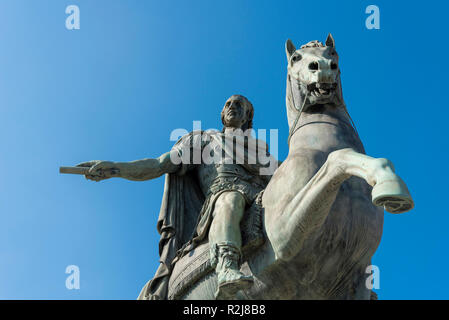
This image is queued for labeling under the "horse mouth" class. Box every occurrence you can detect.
[307,82,337,99]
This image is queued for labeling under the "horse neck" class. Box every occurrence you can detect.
[286,99,365,155]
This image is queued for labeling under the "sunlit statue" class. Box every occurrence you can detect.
[63,95,276,299]
[61,34,413,300]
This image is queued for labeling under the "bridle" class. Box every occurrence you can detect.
[286,74,359,147]
[287,74,308,147]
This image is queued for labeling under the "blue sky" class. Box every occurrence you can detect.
[0,0,448,299]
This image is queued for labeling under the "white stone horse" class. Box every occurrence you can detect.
[168,34,413,299]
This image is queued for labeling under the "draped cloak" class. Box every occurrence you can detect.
[137,130,277,300]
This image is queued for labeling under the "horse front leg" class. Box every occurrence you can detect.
[264,148,413,262]
[264,149,350,261]
[335,148,414,214]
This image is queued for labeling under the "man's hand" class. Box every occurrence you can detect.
[76,160,120,182]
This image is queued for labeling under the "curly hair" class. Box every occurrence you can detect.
[221,95,254,131]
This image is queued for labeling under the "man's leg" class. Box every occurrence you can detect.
[209,191,245,246]
[209,191,254,299]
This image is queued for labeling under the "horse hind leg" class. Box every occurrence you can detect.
[333,148,414,214]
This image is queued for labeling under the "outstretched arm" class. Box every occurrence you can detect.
[76,151,180,182]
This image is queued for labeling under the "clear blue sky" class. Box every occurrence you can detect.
[0,0,448,299]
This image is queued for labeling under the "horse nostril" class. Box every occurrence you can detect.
[331,62,338,70]
[309,62,319,71]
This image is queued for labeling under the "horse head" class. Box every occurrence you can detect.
[285,34,346,136]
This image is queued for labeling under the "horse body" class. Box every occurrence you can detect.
[249,107,384,299]
[169,35,412,300]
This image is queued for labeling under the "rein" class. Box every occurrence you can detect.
[286,75,360,147]
[287,75,308,147]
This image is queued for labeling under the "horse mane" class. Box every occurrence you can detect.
[300,40,324,49]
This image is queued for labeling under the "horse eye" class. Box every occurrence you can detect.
[291,54,302,63]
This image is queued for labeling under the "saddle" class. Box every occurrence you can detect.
[167,191,265,300]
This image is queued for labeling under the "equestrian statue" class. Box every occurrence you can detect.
[60,34,414,300]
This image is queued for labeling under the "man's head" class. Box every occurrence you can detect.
[221,95,254,131]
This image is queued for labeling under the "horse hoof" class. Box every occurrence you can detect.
[372,176,414,214]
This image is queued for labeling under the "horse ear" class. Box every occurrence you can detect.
[285,39,296,61]
[325,33,335,48]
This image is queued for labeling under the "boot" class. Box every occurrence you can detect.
[210,241,254,299]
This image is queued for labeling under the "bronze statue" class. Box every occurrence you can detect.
[61,34,414,300]
[63,94,276,299]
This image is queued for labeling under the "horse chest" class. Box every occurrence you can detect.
[297,179,383,283]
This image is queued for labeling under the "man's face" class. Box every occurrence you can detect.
[222,96,248,129]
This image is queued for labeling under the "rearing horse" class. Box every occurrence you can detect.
[168,34,413,299]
